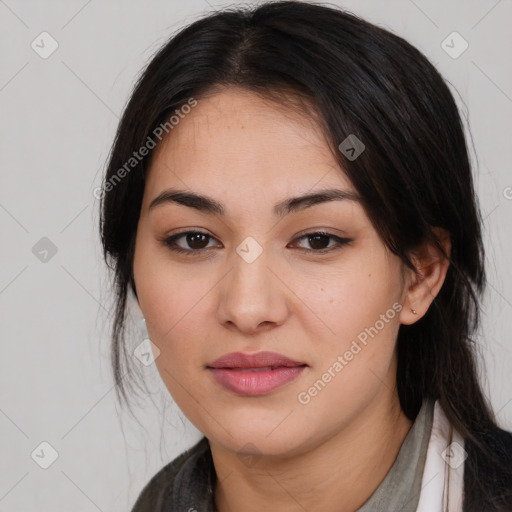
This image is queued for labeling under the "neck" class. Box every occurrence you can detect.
[210,389,414,512]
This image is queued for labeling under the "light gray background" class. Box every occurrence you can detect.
[1,0,511,510]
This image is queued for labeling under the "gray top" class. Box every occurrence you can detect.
[130,399,434,512]
[356,398,434,511]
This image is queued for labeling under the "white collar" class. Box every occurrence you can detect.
[416,400,465,512]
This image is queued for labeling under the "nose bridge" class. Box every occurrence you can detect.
[217,236,288,332]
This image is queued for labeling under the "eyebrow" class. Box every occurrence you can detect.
[148,187,361,217]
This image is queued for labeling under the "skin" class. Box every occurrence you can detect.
[132,87,451,512]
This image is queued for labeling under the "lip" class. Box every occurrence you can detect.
[208,351,306,369]
[207,351,308,396]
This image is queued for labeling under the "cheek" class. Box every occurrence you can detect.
[302,253,402,345]
[135,265,210,417]
[134,228,193,330]
[301,254,403,391]
[134,236,183,349]
[294,280,401,431]
[137,271,204,354]
[133,245,218,382]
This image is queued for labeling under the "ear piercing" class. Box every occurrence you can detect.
[411,309,417,314]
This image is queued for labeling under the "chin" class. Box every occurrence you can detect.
[207,420,311,459]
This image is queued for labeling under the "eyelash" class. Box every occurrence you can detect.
[160,230,352,257]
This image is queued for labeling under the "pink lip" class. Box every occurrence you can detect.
[207,351,307,396]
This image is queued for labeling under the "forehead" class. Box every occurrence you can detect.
[144,88,354,204]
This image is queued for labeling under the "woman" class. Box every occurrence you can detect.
[99,1,512,511]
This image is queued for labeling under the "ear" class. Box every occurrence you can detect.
[399,227,451,325]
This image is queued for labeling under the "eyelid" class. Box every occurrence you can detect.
[292,226,349,239]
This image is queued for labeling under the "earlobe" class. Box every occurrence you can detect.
[400,227,451,325]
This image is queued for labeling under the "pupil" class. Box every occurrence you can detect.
[188,233,208,249]
[309,234,329,250]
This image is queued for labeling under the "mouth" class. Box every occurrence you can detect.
[206,351,308,396]
[217,366,306,372]
[207,350,307,370]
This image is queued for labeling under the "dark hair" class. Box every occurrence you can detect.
[99,1,512,509]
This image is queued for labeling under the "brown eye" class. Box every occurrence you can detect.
[162,230,219,256]
[184,232,210,250]
[306,233,331,250]
[161,230,352,257]
[291,231,353,253]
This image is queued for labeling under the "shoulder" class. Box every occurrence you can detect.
[130,436,210,512]
[463,425,512,511]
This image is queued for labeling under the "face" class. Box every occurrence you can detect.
[133,87,410,457]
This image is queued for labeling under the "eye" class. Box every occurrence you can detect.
[161,230,219,256]
[290,231,353,253]
[160,230,352,256]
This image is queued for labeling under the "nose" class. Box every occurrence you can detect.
[216,245,289,335]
